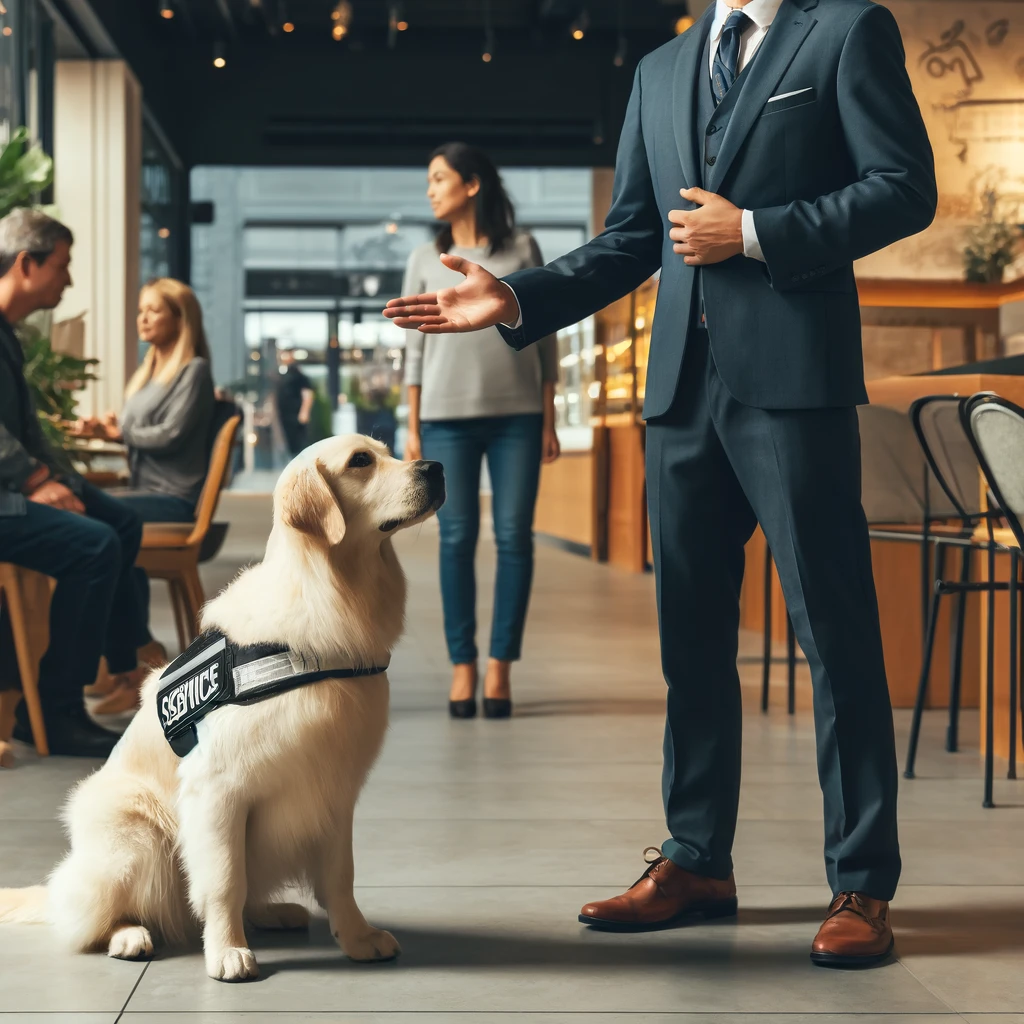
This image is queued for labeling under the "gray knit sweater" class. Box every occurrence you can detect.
[402,233,559,422]
[120,357,214,506]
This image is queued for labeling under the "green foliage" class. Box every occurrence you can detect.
[0,127,53,220]
[19,324,99,453]
[309,386,333,442]
[964,189,1024,284]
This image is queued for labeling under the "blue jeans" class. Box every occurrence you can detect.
[0,482,142,714]
[111,491,196,647]
[421,414,543,664]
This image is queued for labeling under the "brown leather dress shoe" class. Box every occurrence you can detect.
[811,892,894,967]
[579,847,737,932]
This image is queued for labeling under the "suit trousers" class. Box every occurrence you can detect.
[646,329,900,901]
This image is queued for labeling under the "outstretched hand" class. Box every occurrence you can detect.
[383,253,521,334]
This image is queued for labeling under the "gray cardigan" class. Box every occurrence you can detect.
[403,233,559,422]
[120,357,215,506]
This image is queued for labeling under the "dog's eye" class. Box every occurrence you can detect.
[348,451,373,469]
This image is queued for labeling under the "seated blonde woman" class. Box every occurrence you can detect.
[75,278,214,713]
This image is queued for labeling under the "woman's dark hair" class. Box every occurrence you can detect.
[430,142,516,256]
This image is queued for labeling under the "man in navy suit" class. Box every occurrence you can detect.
[386,0,936,965]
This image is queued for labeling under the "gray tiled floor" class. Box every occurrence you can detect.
[2,493,1024,1021]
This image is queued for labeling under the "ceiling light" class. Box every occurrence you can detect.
[675,16,695,35]
[213,41,226,68]
[159,2,174,19]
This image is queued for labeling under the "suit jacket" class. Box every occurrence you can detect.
[0,315,73,516]
[498,0,937,415]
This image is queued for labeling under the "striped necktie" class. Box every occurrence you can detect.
[712,9,751,104]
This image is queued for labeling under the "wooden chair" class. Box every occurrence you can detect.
[135,413,242,652]
[0,565,54,766]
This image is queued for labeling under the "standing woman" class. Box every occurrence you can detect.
[403,142,560,719]
[75,278,215,713]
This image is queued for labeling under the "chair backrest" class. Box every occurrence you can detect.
[188,414,242,547]
[209,399,242,485]
[911,395,986,520]
[962,393,1024,549]
[858,405,956,524]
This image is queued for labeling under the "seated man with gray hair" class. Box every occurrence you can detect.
[0,208,145,758]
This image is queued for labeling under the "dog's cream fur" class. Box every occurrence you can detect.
[0,435,443,981]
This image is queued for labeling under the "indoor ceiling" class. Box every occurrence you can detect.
[158,0,694,45]
[75,0,702,168]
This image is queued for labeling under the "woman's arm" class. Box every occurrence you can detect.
[542,381,560,465]
[119,359,214,454]
[405,385,423,461]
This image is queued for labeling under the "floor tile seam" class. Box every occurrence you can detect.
[895,952,968,1019]
[114,959,150,1023]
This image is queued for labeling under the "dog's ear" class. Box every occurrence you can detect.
[282,458,346,546]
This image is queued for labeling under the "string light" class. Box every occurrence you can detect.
[213,41,226,68]
[159,2,175,19]
[283,21,294,32]
[331,0,352,40]
[482,0,494,63]
[612,0,625,67]
[570,10,590,41]
[675,16,695,35]
[158,227,171,239]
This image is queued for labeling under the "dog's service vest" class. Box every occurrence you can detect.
[156,631,390,757]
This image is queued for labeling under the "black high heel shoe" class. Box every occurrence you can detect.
[483,698,512,719]
[449,698,478,719]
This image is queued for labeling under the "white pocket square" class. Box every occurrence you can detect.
[768,87,814,103]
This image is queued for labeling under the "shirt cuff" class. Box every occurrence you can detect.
[500,284,524,330]
[742,209,765,263]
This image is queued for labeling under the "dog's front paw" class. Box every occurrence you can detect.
[248,902,310,930]
[207,946,259,981]
[107,925,154,961]
[343,927,401,963]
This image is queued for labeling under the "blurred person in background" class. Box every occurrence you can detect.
[75,278,214,714]
[276,345,316,455]
[402,142,560,720]
[0,209,141,757]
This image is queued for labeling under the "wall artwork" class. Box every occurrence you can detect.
[859,3,1024,279]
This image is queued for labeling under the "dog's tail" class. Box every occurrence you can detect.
[0,885,48,923]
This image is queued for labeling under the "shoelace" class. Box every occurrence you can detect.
[628,846,668,890]
[827,891,874,922]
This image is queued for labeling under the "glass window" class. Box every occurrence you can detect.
[140,118,183,287]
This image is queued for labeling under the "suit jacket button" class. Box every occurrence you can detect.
[706,154,716,165]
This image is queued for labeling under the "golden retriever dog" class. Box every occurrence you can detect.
[0,435,444,981]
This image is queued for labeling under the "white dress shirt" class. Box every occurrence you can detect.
[504,0,781,327]
[710,0,784,262]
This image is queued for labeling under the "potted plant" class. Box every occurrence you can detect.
[963,188,1024,284]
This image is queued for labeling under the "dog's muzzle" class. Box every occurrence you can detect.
[379,461,445,532]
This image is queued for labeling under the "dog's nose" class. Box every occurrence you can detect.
[417,460,444,482]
